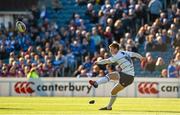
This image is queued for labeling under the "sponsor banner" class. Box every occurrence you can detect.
[137,82,159,97]
[159,83,180,97]
[0,78,179,97]
[136,81,180,97]
[0,82,9,96]
[135,78,180,97]
[11,79,95,96]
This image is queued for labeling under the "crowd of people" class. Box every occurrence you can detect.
[0,0,179,78]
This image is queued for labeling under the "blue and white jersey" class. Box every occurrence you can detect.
[109,50,134,76]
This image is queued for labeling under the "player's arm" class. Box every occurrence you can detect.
[95,58,112,65]
[95,53,119,65]
[127,51,145,61]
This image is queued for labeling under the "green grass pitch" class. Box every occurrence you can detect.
[0,97,180,115]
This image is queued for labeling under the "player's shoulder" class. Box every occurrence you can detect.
[118,50,126,55]
[114,50,124,57]
[118,50,133,57]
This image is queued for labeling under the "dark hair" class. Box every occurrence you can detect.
[109,42,120,50]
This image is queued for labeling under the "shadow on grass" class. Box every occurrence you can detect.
[0,108,32,110]
[121,110,180,113]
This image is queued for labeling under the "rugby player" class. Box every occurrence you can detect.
[89,42,144,110]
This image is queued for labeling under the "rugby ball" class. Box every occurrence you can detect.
[89,100,95,104]
[16,21,26,33]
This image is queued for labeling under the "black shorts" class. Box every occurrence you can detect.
[119,72,134,87]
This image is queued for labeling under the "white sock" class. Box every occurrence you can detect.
[107,95,117,109]
[96,76,109,85]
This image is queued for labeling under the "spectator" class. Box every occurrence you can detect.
[0,44,7,60]
[70,40,82,64]
[96,0,104,5]
[73,65,83,77]
[27,67,39,79]
[104,26,113,46]
[74,14,82,27]
[154,36,167,52]
[40,63,51,77]
[141,52,151,70]
[79,19,86,30]
[9,61,18,77]
[88,32,96,56]
[161,69,167,78]
[161,29,170,44]
[167,29,176,46]
[155,57,166,72]
[24,66,30,77]
[99,48,105,58]
[46,59,54,77]
[144,55,156,73]
[148,0,162,21]
[91,64,100,77]
[128,9,136,33]
[98,69,105,77]
[105,64,114,74]
[76,0,87,5]
[86,3,93,16]
[98,10,107,27]
[174,52,180,63]
[1,64,9,77]
[91,51,100,62]
[103,52,109,59]
[173,46,180,58]
[174,17,180,30]
[173,32,180,48]
[40,5,48,20]
[53,51,65,77]
[81,38,89,57]
[52,0,62,13]
[119,38,126,50]
[106,18,113,27]
[161,18,170,30]
[91,27,102,49]
[65,48,76,75]
[82,56,93,72]
[135,27,146,45]
[126,39,138,52]
[113,19,124,42]
[77,69,88,78]
[113,3,123,21]
[167,59,177,78]
[144,34,155,51]
[121,12,131,32]
[135,0,147,25]
[0,60,3,72]
[90,10,99,23]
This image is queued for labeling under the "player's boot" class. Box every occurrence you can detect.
[99,106,112,110]
[89,80,98,88]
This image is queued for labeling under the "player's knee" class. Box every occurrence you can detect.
[111,90,118,95]
[111,84,124,95]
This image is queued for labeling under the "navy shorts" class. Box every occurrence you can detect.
[119,72,134,87]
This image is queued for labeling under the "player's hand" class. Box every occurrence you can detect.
[140,57,146,62]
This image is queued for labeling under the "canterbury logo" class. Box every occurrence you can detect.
[138,82,159,94]
[14,82,35,94]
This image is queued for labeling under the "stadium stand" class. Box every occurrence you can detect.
[0,0,179,78]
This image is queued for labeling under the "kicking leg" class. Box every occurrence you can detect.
[89,72,119,88]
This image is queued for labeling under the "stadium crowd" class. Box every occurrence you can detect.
[0,0,179,78]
